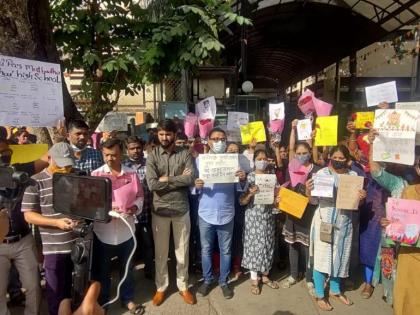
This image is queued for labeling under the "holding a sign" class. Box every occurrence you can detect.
[311,173,334,198]
[227,111,249,142]
[314,116,338,146]
[336,175,364,210]
[365,81,398,107]
[254,174,277,205]
[297,119,312,141]
[198,154,239,184]
[240,121,267,145]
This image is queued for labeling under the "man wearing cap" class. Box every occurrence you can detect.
[22,142,79,315]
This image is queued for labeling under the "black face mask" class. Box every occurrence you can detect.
[0,154,12,166]
[331,160,348,170]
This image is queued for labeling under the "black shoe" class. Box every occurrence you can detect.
[220,284,233,299]
[197,282,213,297]
[7,293,25,307]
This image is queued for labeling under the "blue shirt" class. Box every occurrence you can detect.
[193,155,244,225]
[75,147,104,175]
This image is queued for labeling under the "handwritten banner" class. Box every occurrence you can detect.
[354,112,374,129]
[311,173,334,198]
[336,175,364,210]
[10,144,48,164]
[0,55,64,126]
[254,174,277,205]
[278,187,309,219]
[386,198,420,247]
[240,121,267,145]
[314,116,338,146]
[365,81,398,107]
[373,109,417,165]
[396,102,420,145]
[198,154,239,184]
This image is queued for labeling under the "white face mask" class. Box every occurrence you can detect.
[212,141,226,154]
[255,160,268,171]
[71,144,86,153]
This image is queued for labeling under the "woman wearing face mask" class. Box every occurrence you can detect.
[368,130,420,314]
[240,149,279,295]
[280,142,320,295]
[306,145,366,311]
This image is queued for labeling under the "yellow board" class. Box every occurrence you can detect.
[240,121,267,145]
[278,187,309,219]
[10,144,48,164]
[354,112,374,129]
[314,115,338,146]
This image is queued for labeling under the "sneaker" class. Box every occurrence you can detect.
[197,282,213,297]
[220,284,234,299]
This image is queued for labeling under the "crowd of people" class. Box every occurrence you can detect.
[0,109,419,315]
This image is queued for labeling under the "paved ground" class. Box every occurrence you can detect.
[10,262,393,315]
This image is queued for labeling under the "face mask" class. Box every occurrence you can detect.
[212,141,226,154]
[331,160,348,170]
[255,160,268,171]
[296,154,310,165]
[0,155,12,166]
[143,151,148,159]
[71,144,86,153]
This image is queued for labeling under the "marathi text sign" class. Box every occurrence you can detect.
[365,81,398,107]
[254,174,277,205]
[336,175,364,210]
[227,111,249,142]
[198,154,239,184]
[0,55,64,126]
[386,198,420,247]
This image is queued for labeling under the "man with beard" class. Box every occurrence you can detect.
[67,120,103,175]
[123,136,154,279]
[146,119,196,306]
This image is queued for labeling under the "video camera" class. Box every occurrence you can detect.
[0,165,31,189]
[52,173,112,309]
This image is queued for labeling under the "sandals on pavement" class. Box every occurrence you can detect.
[361,284,374,299]
[315,297,333,311]
[250,281,261,295]
[122,302,145,315]
[329,293,353,306]
[281,276,297,289]
[262,277,279,289]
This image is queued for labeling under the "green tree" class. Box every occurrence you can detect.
[51,0,251,126]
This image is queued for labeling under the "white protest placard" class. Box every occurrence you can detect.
[396,102,420,145]
[254,174,277,205]
[0,55,64,126]
[373,109,417,165]
[198,154,239,184]
[196,96,217,120]
[365,81,398,107]
[269,102,285,121]
[311,173,334,198]
[97,112,128,132]
[227,111,249,142]
[297,119,312,140]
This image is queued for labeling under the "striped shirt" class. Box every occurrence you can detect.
[21,169,77,255]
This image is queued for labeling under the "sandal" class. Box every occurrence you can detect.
[329,293,353,306]
[122,301,145,315]
[315,297,333,311]
[250,281,261,295]
[262,277,279,289]
[281,276,297,288]
[361,283,374,299]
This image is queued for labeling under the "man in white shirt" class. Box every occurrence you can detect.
[91,138,144,314]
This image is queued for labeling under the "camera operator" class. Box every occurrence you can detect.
[0,137,48,315]
[91,138,144,314]
[22,142,79,315]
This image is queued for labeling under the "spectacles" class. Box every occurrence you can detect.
[209,138,226,142]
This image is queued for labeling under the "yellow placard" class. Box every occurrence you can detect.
[354,112,374,129]
[240,121,267,145]
[278,187,309,219]
[314,115,338,146]
[10,144,48,164]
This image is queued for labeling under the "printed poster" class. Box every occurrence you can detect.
[226,111,249,142]
[254,174,277,205]
[373,109,417,165]
[365,81,398,107]
[196,96,217,120]
[386,198,420,247]
[297,119,312,140]
[240,121,267,145]
[0,55,64,126]
[198,154,239,184]
[314,116,338,146]
[269,102,285,121]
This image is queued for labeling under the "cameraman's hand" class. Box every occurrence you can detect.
[126,205,138,215]
[55,218,75,231]
[0,209,9,243]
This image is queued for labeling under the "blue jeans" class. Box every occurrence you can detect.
[92,235,135,306]
[199,217,234,286]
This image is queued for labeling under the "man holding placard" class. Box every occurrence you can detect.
[194,128,246,299]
